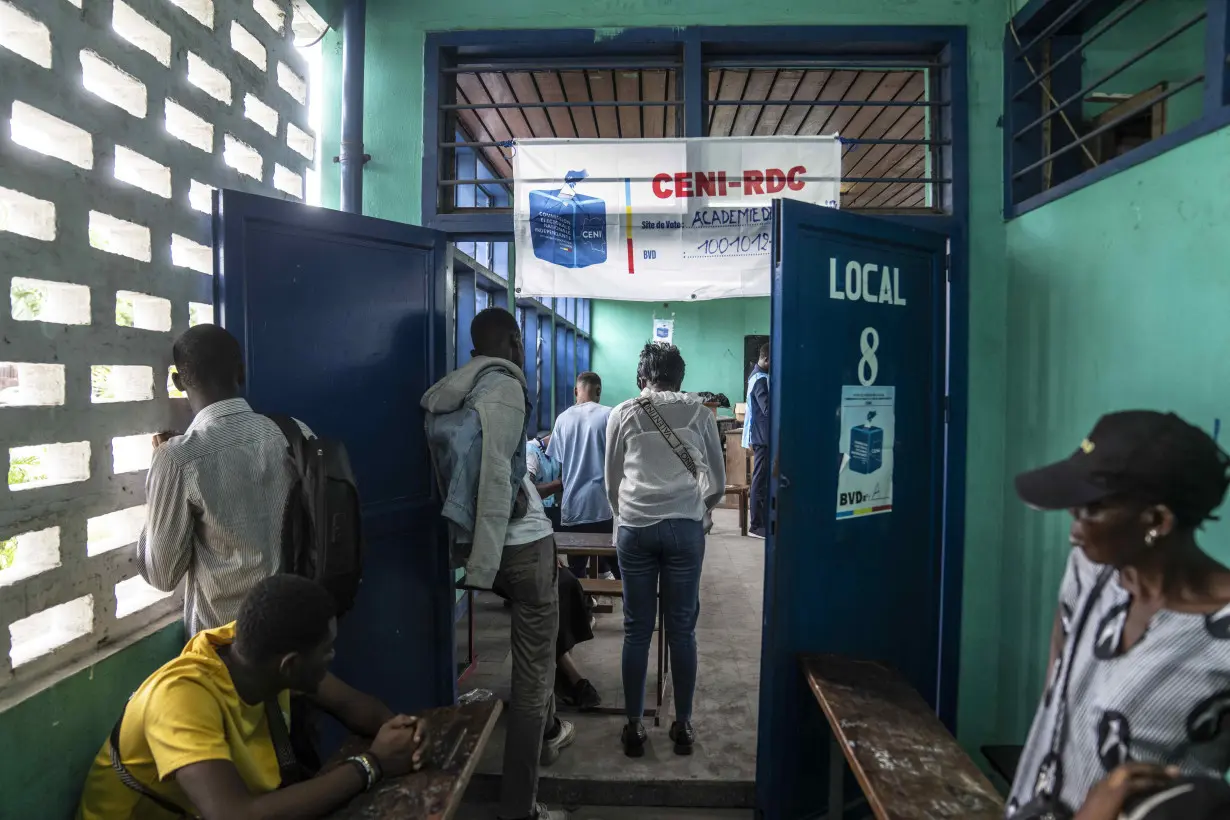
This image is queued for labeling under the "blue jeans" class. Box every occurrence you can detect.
[617,518,706,723]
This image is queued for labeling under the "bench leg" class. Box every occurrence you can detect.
[740,492,748,537]
[828,733,844,820]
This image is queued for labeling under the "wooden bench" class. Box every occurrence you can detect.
[724,484,750,536]
[801,654,1004,820]
[577,577,622,597]
[556,535,619,613]
[326,699,502,819]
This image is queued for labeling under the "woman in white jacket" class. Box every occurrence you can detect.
[605,342,725,758]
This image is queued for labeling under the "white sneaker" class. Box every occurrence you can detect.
[599,570,616,581]
[540,718,576,765]
[533,804,569,820]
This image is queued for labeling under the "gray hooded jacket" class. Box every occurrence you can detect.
[421,356,529,589]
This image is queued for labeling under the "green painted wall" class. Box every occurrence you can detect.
[325,0,1011,755]
[995,126,1230,742]
[591,298,769,408]
[0,624,184,819]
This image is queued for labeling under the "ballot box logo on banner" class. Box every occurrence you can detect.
[529,169,608,269]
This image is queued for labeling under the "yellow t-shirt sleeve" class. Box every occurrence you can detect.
[144,678,233,780]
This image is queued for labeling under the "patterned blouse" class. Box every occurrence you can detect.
[1008,548,1230,816]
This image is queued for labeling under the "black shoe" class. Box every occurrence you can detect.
[621,721,647,758]
[669,721,694,755]
[573,678,601,711]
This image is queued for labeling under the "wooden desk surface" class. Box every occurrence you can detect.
[552,532,615,548]
[555,544,617,557]
[801,655,1003,820]
[326,700,502,820]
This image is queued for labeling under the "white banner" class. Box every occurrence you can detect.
[513,137,841,301]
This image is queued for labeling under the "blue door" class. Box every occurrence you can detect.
[214,190,454,717]
[756,199,950,819]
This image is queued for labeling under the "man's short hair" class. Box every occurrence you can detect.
[470,307,519,355]
[637,343,686,390]
[759,342,770,360]
[234,575,335,662]
[576,371,601,393]
[172,325,243,389]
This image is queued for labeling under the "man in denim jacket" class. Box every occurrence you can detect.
[421,308,573,820]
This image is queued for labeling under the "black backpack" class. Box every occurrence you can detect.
[265,415,363,615]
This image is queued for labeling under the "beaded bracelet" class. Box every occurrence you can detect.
[344,753,379,790]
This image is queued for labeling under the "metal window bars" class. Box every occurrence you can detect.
[1006,0,1210,206]
[437,53,953,214]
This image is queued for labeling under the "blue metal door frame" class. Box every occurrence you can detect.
[419,25,971,815]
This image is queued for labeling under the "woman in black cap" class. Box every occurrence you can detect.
[1009,411,1230,820]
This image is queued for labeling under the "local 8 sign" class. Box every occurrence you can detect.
[512,136,842,301]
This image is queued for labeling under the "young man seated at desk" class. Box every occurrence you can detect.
[78,575,428,820]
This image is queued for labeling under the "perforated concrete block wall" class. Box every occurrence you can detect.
[0,0,313,695]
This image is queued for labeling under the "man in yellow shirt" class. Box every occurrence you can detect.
[78,575,428,819]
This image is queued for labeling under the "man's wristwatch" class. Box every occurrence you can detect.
[344,752,383,790]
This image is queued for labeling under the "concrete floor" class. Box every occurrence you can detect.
[458,509,763,812]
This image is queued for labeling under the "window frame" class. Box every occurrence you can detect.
[1003,0,1230,217]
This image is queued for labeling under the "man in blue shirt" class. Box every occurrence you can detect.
[743,344,770,538]
[526,431,562,530]
[548,372,616,578]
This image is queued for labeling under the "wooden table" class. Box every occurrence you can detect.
[801,655,1003,820]
[724,484,750,536]
[552,531,615,551]
[326,700,502,819]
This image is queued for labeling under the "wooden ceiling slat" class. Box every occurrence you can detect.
[666,70,678,136]
[849,157,915,207]
[792,70,864,136]
[585,70,622,139]
[454,78,514,178]
[706,69,724,132]
[845,79,927,181]
[844,180,892,208]
[830,70,913,144]
[709,69,749,137]
[845,121,926,187]
[558,70,599,138]
[754,69,805,136]
[846,150,926,206]
[731,69,779,137]
[504,72,556,139]
[615,70,642,139]
[859,157,926,208]
[479,72,536,141]
[530,72,578,138]
[774,70,833,136]
[642,69,668,140]
[844,72,925,156]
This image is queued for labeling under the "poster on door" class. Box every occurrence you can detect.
[512,137,841,301]
[652,317,674,345]
[836,385,895,520]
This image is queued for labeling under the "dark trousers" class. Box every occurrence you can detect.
[559,518,619,578]
[750,444,770,536]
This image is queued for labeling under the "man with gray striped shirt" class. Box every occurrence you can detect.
[138,325,311,637]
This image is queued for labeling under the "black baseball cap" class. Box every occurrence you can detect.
[1014,411,1230,526]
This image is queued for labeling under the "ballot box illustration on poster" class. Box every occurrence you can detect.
[836,386,895,519]
[652,317,674,344]
[528,169,608,269]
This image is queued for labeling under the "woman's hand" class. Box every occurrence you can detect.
[1075,763,1178,820]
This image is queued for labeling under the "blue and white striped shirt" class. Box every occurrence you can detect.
[137,399,311,636]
